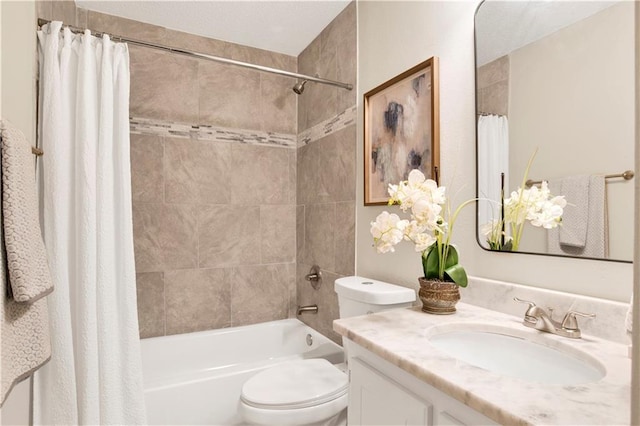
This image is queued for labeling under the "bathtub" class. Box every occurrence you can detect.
[141,319,344,425]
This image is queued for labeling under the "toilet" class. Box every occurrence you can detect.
[239,276,416,426]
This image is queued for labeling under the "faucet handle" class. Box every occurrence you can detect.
[561,311,596,330]
[514,297,539,322]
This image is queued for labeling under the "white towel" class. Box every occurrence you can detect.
[559,175,589,247]
[0,120,54,302]
[547,175,608,258]
[0,126,52,406]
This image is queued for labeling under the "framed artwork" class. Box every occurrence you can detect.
[364,57,440,205]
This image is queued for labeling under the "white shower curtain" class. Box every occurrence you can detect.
[477,115,509,242]
[34,22,146,425]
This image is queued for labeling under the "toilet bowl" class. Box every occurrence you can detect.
[239,359,348,426]
[239,276,416,426]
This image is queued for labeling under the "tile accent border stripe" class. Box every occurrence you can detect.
[297,105,357,148]
[130,117,297,149]
[129,104,356,150]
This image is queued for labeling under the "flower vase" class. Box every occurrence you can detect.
[418,278,460,314]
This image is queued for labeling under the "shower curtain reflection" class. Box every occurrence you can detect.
[477,114,509,246]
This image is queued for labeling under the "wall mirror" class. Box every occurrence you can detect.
[475,0,635,262]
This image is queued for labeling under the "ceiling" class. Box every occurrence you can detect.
[75,0,351,56]
[475,0,618,66]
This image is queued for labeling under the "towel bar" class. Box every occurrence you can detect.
[526,170,634,188]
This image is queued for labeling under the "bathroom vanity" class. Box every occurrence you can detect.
[334,303,630,425]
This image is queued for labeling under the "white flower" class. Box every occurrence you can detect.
[529,196,566,229]
[370,212,409,253]
[504,181,566,229]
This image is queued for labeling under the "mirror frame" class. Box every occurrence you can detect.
[472,0,632,264]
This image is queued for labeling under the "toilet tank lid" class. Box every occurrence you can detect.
[334,276,416,305]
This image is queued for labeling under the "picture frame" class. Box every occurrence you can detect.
[363,57,440,206]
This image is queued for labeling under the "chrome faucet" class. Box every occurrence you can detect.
[514,297,595,339]
[297,304,318,315]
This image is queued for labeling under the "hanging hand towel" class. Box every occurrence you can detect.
[559,175,589,247]
[0,122,52,406]
[0,120,53,302]
[547,175,607,258]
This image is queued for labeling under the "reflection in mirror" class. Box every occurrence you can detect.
[475,0,635,262]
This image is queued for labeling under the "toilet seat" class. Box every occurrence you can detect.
[241,359,348,409]
[240,359,348,425]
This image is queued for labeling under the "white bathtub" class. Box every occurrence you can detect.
[141,319,344,425]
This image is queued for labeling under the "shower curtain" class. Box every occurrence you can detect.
[477,114,509,242]
[34,22,146,425]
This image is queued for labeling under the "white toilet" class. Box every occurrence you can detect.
[239,276,416,426]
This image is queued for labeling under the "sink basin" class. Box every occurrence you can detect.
[428,328,605,385]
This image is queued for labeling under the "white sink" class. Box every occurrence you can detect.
[428,327,605,385]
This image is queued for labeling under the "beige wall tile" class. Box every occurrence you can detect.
[132,203,198,272]
[334,201,355,276]
[306,49,338,128]
[163,29,227,57]
[259,74,297,134]
[87,10,166,44]
[36,1,52,20]
[288,149,297,204]
[198,60,261,130]
[130,133,164,203]
[303,203,335,271]
[51,1,76,25]
[165,268,230,335]
[480,80,509,117]
[336,30,357,112]
[129,45,199,122]
[75,7,87,28]
[320,1,356,55]
[223,43,296,72]
[297,36,320,132]
[230,145,289,205]
[198,205,260,268]
[136,272,165,338]
[297,126,356,205]
[261,205,296,264]
[296,264,342,344]
[230,264,291,326]
[164,137,232,204]
[296,205,305,261]
[477,55,509,89]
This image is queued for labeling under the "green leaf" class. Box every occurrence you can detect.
[444,245,459,269]
[501,240,513,252]
[422,244,440,279]
[444,264,468,287]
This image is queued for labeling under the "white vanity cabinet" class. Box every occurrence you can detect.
[346,340,497,426]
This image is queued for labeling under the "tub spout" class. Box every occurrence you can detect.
[297,304,318,315]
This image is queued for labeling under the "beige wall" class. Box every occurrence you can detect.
[296,2,357,344]
[356,1,632,302]
[509,2,635,260]
[1,1,36,423]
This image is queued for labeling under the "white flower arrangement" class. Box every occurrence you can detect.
[483,151,566,251]
[370,169,474,287]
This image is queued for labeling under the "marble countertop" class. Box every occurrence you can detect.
[334,303,631,425]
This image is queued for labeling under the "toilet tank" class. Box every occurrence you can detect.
[334,276,416,318]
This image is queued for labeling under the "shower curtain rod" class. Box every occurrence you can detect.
[37,18,353,91]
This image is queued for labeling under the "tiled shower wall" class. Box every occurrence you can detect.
[37,1,357,342]
[38,2,299,338]
[296,3,357,344]
[477,55,509,116]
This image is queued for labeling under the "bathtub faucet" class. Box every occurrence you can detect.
[297,304,318,315]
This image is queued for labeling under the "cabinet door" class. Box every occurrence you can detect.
[349,357,432,426]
